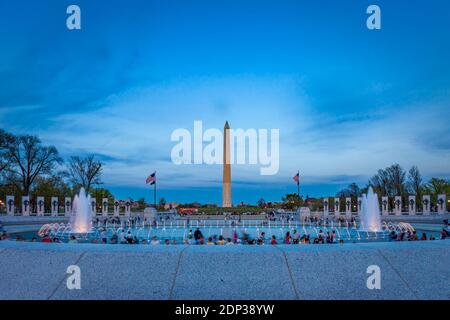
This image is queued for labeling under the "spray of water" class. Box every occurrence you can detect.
[70,188,93,233]
[360,186,382,232]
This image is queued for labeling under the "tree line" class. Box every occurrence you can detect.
[336,164,449,209]
[0,129,104,203]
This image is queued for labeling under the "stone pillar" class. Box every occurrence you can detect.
[381,196,389,216]
[102,198,109,216]
[113,199,120,216]
[6,196,14,216]
[422,195,431,215]
[345,197,351,219]
[51,197,59,216]
[91,198,97,215]
[394,196,402,216]
[357,197,363,214]
[408,196,416,215]
[334,198,340,218]
[22,196,30,216]
[125,199,131,217]
[64,197,72,216]
[37,196,45,216]
[437,194,446,215]
[323,198,329,218]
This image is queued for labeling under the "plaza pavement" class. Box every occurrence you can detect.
[0,240,449,300]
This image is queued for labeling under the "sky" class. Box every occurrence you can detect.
[0,0,449,204]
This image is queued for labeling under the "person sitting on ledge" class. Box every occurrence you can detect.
[133,236,139,244]
[194,228,203,244]
[110,232,118,244]
[284,231,291,244]
[52,237,61,243]
[389,231,397,241]
[199,237,205,245]
[270,235,277,245]
[68,235,78,243]
[408,231,419,241]
[164,239,170,245]
[150,236,159,245]
[31,237,37,242]
[216,235,226,245]
[207,237,214,245]
[397,232,405,241]
[141,239,148,244]
[429,235,436,240]
[420,233,427,241]
[41,234,52,243]
[292,230,299,244]
[226,238,234,245]
[0,231,8,240]
[441,229,449,240]
[126,231,133,244]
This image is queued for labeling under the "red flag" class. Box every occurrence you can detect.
[146,172,156,185]
[293,172,299,184]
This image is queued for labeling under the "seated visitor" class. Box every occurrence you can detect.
[284,231,291,244]
[420,233,427,241]
[216,235,226,245]
[68,235,78,243]
[119,230,126,244]
[292,230,300,244]
[31,237,37,242]
[270,235,277,245]
[226,238,234,245]
[41,235,52,243]
[164,239,170,245]
[389,231,397,241]
[126,231,133,244]
[110,232,118,244]
[441,229,448,240]
[408,231,418,241]
[194,228,203,243]
[150,236,159,245]
[141,239,148,244]
[0,231,8,240]
[15,235,25,241]
[133,236,139,244]
[207,237,214,245]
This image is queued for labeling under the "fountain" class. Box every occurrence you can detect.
[70,188,93,233]
[359,187,382,232]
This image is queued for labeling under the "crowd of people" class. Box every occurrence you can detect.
[1,219,449,245]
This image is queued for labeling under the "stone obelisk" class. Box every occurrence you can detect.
[222,121,232,207]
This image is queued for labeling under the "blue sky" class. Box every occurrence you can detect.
[0,0,449,204]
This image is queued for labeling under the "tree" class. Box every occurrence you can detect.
[67,155,103,193]
[0,129,15,174]
[158,197,167,210]
[426,178,449,196]
[281,193,303,209]
[4,134,62,195]
[257,198,266,208]
[368,164,406,196]
[336,183,361,198]
[407,166,423,196]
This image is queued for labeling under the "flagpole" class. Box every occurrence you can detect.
[154,173,157,209]
[297,170,300,198]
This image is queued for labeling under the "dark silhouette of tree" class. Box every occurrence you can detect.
[67,155,103,193]
[4,134,62,195]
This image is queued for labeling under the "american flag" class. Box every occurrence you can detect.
[146,172,156,185]
[293,172,299,184]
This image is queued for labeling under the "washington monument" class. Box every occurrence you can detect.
[222,121,232,207]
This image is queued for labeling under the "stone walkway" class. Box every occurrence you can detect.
[0,240,448,300]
